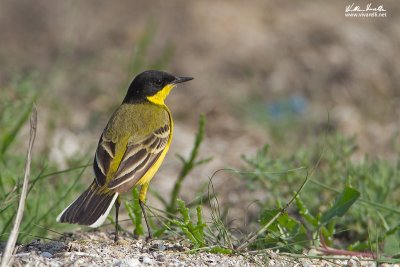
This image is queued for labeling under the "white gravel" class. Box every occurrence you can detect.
[1,231,395,267]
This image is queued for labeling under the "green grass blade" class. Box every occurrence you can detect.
[320,185,360,225]
[0,100,35,157]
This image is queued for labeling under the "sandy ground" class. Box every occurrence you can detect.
[5,231,389,267]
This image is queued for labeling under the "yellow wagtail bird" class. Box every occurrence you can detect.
[57,70,193,241]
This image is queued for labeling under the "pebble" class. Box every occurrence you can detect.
[156,254,166,262]
[41,251,52,258]
[139,256,153,264]
[300,259,313,267]
[346,256,361,267]
[119,258,141,267]
[142,256,153,264]
[116,239,130,246]
[158,244,166,251]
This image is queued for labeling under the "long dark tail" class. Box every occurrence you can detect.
[57,181,118,228]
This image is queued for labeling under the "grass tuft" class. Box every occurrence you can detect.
[171,199,206,248]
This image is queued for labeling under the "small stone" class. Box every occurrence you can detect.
[120,258,141,267]
[142,256,153,264]
[156,254,166,262]
[41,251,52,258]
[116,239,130,246]
[346,257,361,267]
[149,242,166,252]
[300,259,313,267]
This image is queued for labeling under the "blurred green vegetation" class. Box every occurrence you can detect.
[0,77,89,242]
[240,132,400,257]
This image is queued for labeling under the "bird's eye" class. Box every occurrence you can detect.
[154,79,163,86]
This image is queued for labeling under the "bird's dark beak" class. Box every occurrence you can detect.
[172,76,194,84]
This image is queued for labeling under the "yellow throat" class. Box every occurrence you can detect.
[147,84,175,106]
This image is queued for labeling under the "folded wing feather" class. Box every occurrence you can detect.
[93,123,170,191]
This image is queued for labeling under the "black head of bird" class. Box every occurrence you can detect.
[123,70,193,104]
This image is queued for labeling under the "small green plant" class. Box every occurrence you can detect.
[167,114,212,215]
[253,207,308,253]
[294,185,361,248]
[239,132,400,258]
[124,188,144,236]
[171,199,206,248]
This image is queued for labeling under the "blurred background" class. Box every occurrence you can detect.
[1,0,399,245]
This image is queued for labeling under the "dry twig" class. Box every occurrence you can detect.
[1,106,37,267]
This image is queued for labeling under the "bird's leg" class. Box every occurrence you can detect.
[114,196,121,242]
[139,200,152,240]
[139,183,152,240]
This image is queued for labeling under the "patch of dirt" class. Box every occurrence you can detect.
[3,231,389,267]
[11,231,262,266]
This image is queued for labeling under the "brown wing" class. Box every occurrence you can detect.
[93,134,116,186]
[108,124,170,190]
[93,123,170,191]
